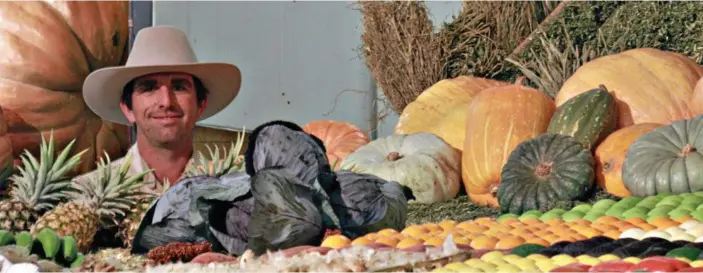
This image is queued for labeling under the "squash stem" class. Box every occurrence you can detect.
[534,162,553,177]
[680,144,697,157]
[386,152,403,161]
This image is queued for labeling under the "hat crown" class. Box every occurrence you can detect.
[126,26,199,66]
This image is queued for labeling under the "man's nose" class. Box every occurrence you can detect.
[155,85,177,107]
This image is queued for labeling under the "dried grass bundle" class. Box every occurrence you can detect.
[438,1,544,80]
[359,1,443,113]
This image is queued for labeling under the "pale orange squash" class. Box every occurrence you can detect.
[302,120,370,170]
[594,122,663,197]
[0,1,131,174]
[462,77,555,196]
[690,77,703,115]
[556,48,703,129]
[394,76,509,150]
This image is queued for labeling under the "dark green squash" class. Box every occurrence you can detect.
[622,114,703,197]
[547,85,618,150]
[497,133,595,214]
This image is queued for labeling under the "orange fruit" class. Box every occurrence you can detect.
[424,237,446,247]
[572,234,588,241]
[320,235,351,249]
[377,228,399,237]
[626,217,647,224]
[650,218,680,229]
[542,234,561,244]
[569,219,592,226]
[525,237,550,247]
[469,235,499,249]
[455,222,487,233]
[545,218,565,226]
[351,236,374,246]
[375,236,399,247]
[474,217,496,226]
[501,218,521,225]
[603,229,621,239]
[577,227,603,238]
[364,233,379,241]
[593,216,620,225]
[453,236,471,245]
[401,225,428,238]
[635,223,657,231]
[489,224,513,233]
[495,235,526,249]
[396,237,424,249]
[422,223,443,233]
[439,219,458,231]
[521,218,543,226]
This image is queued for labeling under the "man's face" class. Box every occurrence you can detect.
[120,72,206,146]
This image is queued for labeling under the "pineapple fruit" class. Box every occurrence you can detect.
[30,152,152,252]
[185,127,246,178]
[0,132,86,232]
[119,181,170,249]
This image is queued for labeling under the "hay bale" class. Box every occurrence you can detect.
[359,1,443,113]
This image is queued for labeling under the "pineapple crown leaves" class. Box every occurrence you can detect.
[68,151,154,222]
[10,130,88,211]
[185,127,247,178]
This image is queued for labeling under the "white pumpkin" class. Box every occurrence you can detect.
[338,132,461,203]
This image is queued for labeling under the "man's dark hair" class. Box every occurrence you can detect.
[120,75,209,109]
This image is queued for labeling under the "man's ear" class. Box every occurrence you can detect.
[197,98,207,117]
[120,102,136,123]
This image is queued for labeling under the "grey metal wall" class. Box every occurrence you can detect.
[147,1,461,138]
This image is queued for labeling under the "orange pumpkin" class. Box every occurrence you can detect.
[556,48,703,129]
[302,120,370,170]
[594,122,663,197]
[462,77,555,196]
[395,76,509,150]
[0,1,131,174]
[690,77,703,115]
[468,192,499,207]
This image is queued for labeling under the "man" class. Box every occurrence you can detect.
[75,25,242,195]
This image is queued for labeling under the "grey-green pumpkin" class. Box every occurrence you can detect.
[622,114,703,197]
[497,133,595,214]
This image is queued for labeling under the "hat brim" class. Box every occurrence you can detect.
[83,62,241,125]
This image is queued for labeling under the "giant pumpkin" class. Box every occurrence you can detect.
[462,77,555,199]
[0,1,131,174]
[302,120,370,170]
[690,77,703,116]
[594,123,662,197]
[556,48,703,129]
[394,76,509,150]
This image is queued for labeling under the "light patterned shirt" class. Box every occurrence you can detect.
[71,143,202,196]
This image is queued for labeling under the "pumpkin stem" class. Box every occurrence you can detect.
[602,161,612,172]
[514,76,526,86]
[599,84,609,92]
[490,185,499,198]
[680,144,697,157]
[534,162,553,178]
[386,152,403,161]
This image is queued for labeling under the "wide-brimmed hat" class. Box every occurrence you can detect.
[83,25,241,125]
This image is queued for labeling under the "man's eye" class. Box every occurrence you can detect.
[173,84,187,91]
[141,86,155,92]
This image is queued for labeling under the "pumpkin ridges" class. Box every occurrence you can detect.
[547,86,618,150]
[622,116,703,196]
[302,120,370,171]
[462,80,555,196]
[556,48,703,128]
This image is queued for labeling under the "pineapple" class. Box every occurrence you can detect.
[119,181,170,249]
[185,127,246,178]
[0,132,86,232]
[30,152,152,252]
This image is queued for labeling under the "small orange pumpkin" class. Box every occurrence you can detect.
[302,120,370,170]
[594,123,663,197]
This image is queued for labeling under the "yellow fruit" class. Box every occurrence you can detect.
[501,254,523,264]
[377,228,399,237]
[690,260,703,267]
[424,237,445,247]
[320,234,351,249]
[576,255,602,266]
[444,262,472,272]
[396,237,423,249]
[401,225,428,238]
[495,263,521,273]
[622,257,641,264]
[551,254,577,266]
[439,219,458,231]
[480,251,505,263]
[676,257,693,263]
[351,236,373,246]
[599,254,621,261]
[526,254,549,261]
[535,259,557,272]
